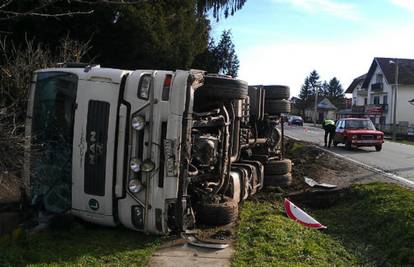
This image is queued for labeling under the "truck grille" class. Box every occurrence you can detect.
[84,100,110,196]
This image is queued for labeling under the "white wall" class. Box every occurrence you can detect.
[396,85,414,126]
[351,80,366,106]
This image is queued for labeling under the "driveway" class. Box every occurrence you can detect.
[284,123,414,182]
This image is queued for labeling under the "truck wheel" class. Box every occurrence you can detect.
[375,144,382,151]
[195,75,248,100]
[333,141,338,147]
[195,197,239,226]
[265,159,292,175]
[264,85,290,100]
[264,173,292,187]
[264,99,291,114]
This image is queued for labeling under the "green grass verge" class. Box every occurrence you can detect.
[233,183,414,267]
[0,226,160,267]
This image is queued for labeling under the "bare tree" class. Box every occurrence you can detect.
[0,0,145,21]
[0,36,92,173]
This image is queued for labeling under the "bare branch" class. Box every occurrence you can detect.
[71,0,146,4]
[0,0,14,10]
[0,9,94,21]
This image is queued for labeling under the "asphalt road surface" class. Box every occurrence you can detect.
[284,123,414,182]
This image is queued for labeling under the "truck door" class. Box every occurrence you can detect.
[71,76,124,226]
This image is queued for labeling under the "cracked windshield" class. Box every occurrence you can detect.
[1,1,413,267]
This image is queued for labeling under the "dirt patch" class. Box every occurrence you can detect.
[284,139,393,193]
[0,172,24,206]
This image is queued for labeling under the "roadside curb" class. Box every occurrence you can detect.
[146,242,234,267]
[286,135,414,189]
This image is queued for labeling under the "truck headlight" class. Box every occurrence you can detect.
[131,205,144,229]
[352,135,357,140]
[376,135,382,139]
[130,158,141,172]
[128,179,143,193]
[132,115,145,131]
[141,159,155,172]
[138,75,151,100]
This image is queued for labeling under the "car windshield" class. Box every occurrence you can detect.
[291,116,302,120]
[345,120,376,130]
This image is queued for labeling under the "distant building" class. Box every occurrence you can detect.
[304,97,337,123]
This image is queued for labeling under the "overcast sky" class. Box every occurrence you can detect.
[211,0,414,97]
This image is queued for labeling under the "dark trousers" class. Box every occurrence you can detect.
[324,125,336,147]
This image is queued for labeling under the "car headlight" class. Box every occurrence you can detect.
[141,159,155,172]
[352,135,357,140]
[131,115,145,131]
[128,179,143,193]
[130,158,141,172]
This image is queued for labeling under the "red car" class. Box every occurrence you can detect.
[333,118,384,151]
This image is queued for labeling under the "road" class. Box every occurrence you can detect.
[284,123,414,182]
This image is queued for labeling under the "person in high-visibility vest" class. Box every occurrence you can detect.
[322,119,336,147]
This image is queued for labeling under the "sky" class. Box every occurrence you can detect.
[210,0,414,97]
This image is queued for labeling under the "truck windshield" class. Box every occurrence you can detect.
[345,120,376,130]
[31,72,78,213]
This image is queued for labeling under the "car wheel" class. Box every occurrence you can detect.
[375,144,382,151]
[195,197,239,226]
[264,159,292,175]
[263,85,290,100]
[264,99,291,114]
[264,173,292,187]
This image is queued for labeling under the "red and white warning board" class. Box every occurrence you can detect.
[284,198,327,229]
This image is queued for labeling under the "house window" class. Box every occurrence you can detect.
[383,95,388,104]
[373,96,380,105]
[364,98,367,105]
[376,73,383,83]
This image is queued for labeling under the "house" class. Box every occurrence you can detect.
[346,57,414,133]
[304,97,337,123]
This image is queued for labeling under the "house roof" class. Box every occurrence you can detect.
[317,97,337,110]
[345,74,366,94]
[305,97,337,111]
[362,57,414,88]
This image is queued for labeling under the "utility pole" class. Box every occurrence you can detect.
[313,86,318,126]
[390,60,399,141]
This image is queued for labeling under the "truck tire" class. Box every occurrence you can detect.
[375,144,382,151]
[195,76,248,100]
[264,85,290,100]
[195,198,239,226]
[264,99,291,114]
[265,159,292,175]
[264,173,292,187]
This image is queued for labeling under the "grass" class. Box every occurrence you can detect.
[0,224,161,267]
[233,183,414,267]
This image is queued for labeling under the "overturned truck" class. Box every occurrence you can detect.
[24,66,292,234]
